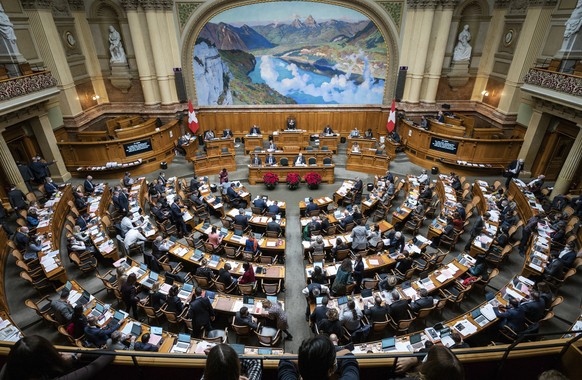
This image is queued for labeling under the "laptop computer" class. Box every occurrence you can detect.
[192,249,204,261]
[65,281,73,292]
[338,296,349,306]
[142,272,159,288]
[90,303,105,318]
[130,322,142,337]
[136,263,147,278]
[243,296,255,305]
[178,283,194,299]
[361,289,373,298]
[209,255,220,267]
[150,326,162,336]
[205,290,216,302]
[471,308,489,326]
[173,333,191,352]
[77,290,91,307]
[409,333,424,351]
[220,228,229,237]
[382,337,396,350]
[266,295,278,304]
[165,276,174,286]
[316,296,324,305]
[231,343,245,355]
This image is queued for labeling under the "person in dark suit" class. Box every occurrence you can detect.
[307,216,321,234]
[29,156,55,184]
[187,287,216,337]
[353,177,363,194]
[386,231,405,253]
[339,210,354,230]
[84,316,120,347]
[267,202,280,215]
[204,130,215,141]
[388,290,411,322]
[494,297,526,333]
[251,154,262,166]
[218,264,237,287]
[8,185,27,210]
[170,198,188,236]
[331,237,348,260]
[302,283,330,321]
[122,172,134,187]
[234,208,249,230]
[293,153,306,166]
[16,161,34,191]
[363,296,389,322]
[323,125,333,135]
[157,171,167,186]
[151,202,169,223]
[223,128,234,138]
[76,214,89,231]
[409,289,434,314]
[320,216,331,235]
[266,153,277,166]
[84,175,95,194]
[113,189,129,213]
[227,184,246,208]
[253,197,267,212]
[14,227,30,251]
[286,117,296,130]
[165,285,184,313]
[382,170,394,184]
[464,212,490,251]
[305,198,319,215]
[557,242,577,267]
[44,177,58,197]
[234,306,258,330]
[437,111,445,123]
[249,125,261,134]
[266,216,281,235]
[505,159,524,188]
[519,291,546,322]
[309,296,331,330]
[190,177,201,192]
[134,333,159,352]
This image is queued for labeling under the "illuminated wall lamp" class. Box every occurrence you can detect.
[91,94,100,101]
[481,90,489,97]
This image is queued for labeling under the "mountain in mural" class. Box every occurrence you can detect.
[199,22,275,51]
[252,17,370,45]
[346,21,385,49]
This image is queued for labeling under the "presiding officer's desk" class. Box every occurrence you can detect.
[244,134,264,153]
[248,164,335,185]
[272,130,310,148]
[250,149,333,165]
[347,136,377,151]
[57,119,180,178]
[398,119,523,175]
[346,151,390,175]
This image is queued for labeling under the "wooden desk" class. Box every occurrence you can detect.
[469,180,499,258]
[250,150,333,166]
[318,134,340,153]
[205,138,235,156]
[334,180,355,204]
[346,151,390,175]
[182,138,199,158]
[299,196,334,214]
[347,137,377,150]
[245,135,264,153]
[191,153,236,176]
[385,139,400,157]
[226,208,287,233]
[273,130,310,148]
[507,181,543,221]
[211,294,285,316]
[248,165,335,185]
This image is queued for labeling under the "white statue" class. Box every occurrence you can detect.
[453,25,472,62]
[108,25,126,64]
[565,0,582,38]
[0,4,20,54]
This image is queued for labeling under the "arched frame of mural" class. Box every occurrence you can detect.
[179,0,400,107]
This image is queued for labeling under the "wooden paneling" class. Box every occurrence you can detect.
[192,154,236,176]
[346,152,390,175]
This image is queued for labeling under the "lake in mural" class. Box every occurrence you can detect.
[193,1,388,105]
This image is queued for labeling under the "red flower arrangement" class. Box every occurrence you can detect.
[305,172,322,186]
[263,172,279,186]
[286,172,301,185]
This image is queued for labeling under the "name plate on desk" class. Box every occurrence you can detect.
[124,139,153,157]
[429,137,458,154]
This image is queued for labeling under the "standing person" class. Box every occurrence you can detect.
[29,156,55,184]
[219,168,229,184]
[350,220,368,252]
[331,259,353,296]
[505,158,524,189]
[0,335,115,380]
[238,262,256,285]
[170,198,188,237]
[277,335,359,380]
[262,299,293,341]
[8,184,27,211]
[121,273,141,319]
[51,289,74,325]
[464,212,490,252]
[16,162,34,192]
[188,287,216,338]
[84,175,95,194]
[352,254,365,291]
[203,344,262,380]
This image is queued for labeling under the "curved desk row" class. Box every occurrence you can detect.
[247,165,335,185]
[249,150,333,166]
[57,121,180,178]
[399,120,523,175]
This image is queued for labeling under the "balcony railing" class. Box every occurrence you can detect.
[0,70,58,102]
[523,67,582,97]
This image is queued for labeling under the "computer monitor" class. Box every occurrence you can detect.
[382,337,396,349]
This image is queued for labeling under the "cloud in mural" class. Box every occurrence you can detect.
[258,53,384,104]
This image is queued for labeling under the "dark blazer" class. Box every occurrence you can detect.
[84,179,95,193]
[494,306,526,332]
[470,216,485,237]
[266,155,277,165]
[17,163,33,182]
[267,204,280,215]
[14,231,29,251]
[410,296,434,313]
[310,305,330,324]
[251,156,262,165]
[353,180,363,193]
[113,192,129,213]
[218,268,235,287]
[253,198,267,211]
[293,155,306,165]
[188,296,215,332]
[226,186,240,200]
[389,299,411,322]
[519,299,546,322]
[223,129,233,138]
[8,189,26,210]
[249,127,261,134]
[165,295,184,314]
[84,322,120,347]
[340,214,354,229]
[150,291,166,310]
[323,126,333,134]
[507,160,523,177]
[305,202,319,213]
[317,318,343,336]
[364,304,389,322]
[234,214,249,229]
[266,221,281,234]
[135,342,159,352]
[235,311,258,330]
[559,250,577,267]
[170,203,184,221]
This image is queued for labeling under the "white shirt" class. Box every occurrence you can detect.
[295,157,303,165]
[124,228,146,249]
[302,284,330,296]
[120,216,134,236]
[418,174,429,185]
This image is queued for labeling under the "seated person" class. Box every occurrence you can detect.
[450,332,470,349]
[317,308,343,337]
[135,333,159,352]
[519,290,546,322]
[386,230,405,253]
[204,130,215,141]
[267,201,280,215]
[494,297,526,333]
[218,263,237,287]
[266,216,282,235]
[268,141,276,151]
[420,116,429,130]
[305,197,319,215]
[286,117,296,130]
[409,289,435,314]
[388,290,411,323]
[84,316,120,347]
[234,306,258,330]
[266,153,277,165]
[349,128,360,138]
[252,196,267,212]
[331,237,349,260]
[437,110,445,123]
[251,153,262,166]
[323,125,333,135]
[339,210,354,230]
[294,152,306,166]
[44,177,59,197]
[390,131,401,144]
[227,184,247,208]
[364,128,374,139]
[249,125,261,135]
[195,259,216,281]
[417,169,429,186]
[363,296,389,322]
[222,128,234,138]
[234,208,249,230]
[351,142,360,153]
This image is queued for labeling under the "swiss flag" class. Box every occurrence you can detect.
[188,100,199,134]
[386,99,396,133]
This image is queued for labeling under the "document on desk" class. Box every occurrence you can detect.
[480,304,496,321]
[402,287,417,298]
[454,319,478,337]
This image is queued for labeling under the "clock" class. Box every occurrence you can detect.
[504,29,514,47]
[64,31,76,48]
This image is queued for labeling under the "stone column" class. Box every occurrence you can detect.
[157,2,178,103]
[551,127,582,198]
[69,1,109,104]
[518,109,551,175]
[30,114,71,182]
[421,0,456,103]
[0,129,26,193]
[143,0,173,105]
[399,2,417,101]
[404,0,436,104]
[471,1,509,100]
[22,0,83,117]
[496,1,554,115]
[122,0,160,105]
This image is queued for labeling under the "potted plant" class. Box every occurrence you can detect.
[263,172,279,190]
[305,172,322,190]
[286,172,301,190]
